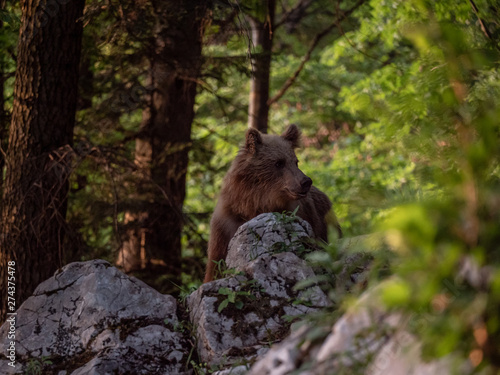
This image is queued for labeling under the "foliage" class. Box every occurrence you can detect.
[332,0,500,369]
[0,1,19,144]
[217,284,256,313]
[24,357,53,375]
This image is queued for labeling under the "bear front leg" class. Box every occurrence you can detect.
[204,224,231,283]
[204,210,243,283]
[204,208,245,283]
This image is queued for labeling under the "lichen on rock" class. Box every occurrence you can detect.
[0,260,190,375]
[187,213,330,368]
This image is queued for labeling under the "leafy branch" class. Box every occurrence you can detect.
[268,0,367,106]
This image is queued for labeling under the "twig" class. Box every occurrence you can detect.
[334,0,379,62]
[268,0,366,106]
[274,0,314,29]
[468,0,498,50]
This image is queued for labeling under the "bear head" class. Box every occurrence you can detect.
[226,124,313,216]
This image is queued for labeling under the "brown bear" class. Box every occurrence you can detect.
[204,124,341,283]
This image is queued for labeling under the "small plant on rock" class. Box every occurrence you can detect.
[217,278,265,313]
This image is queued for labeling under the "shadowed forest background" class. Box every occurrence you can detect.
[1,0,500,370]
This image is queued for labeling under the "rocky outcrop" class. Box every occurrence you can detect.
[0,213,465,375]
[248,280,469,375]
[187,213,329,367]
[0,260,190,375]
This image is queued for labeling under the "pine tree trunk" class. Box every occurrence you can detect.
[117,0,207,278]
[248,0,276,134]
[0,0,85,323]
[0,0,7,191]
[0,60,5,192]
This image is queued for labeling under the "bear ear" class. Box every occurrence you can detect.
[281,124,301,148]
[245,128,263,154]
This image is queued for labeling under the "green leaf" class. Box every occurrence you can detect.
[218,299,229,313]
[380,278,411,307]
[218,287,231,296]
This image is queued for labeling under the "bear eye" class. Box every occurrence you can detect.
[275,159,285,169]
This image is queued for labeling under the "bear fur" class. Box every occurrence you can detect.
[204,124,341,282]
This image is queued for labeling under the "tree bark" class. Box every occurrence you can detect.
[0,53,5,193]
[117,0,207,278]
[0,0,8,191]
[0,0,85,323]
[247,0,276,134]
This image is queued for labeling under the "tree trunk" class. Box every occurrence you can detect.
[117,0,207,278]
[0,54,5,192]
[248,0,276,134]
[0,0,85,323]
[0,0,8,191]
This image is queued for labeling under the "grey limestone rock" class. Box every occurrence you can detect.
[248,278,470,375]
[225,212,314,268]
[3,214,456,375]
[0,259,190,375]
[227,213,329,312]
[211,364,250,375]
[187,213,330,368]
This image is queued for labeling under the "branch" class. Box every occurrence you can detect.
[468,0,500,51]
[268,0,366,106]
[275,0,314,30]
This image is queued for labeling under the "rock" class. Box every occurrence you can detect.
[246,324,310,375]
[248,278,471,375]
[187,213,329,368]
[227,213,329,312]
[211,365,250,375]
[0,260,190,375]
[2,214,464,375]
[225,212,314,267]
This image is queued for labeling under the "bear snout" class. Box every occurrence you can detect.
[301,176,312,190]
[298,176,313,196]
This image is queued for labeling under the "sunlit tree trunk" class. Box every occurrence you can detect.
[247,0,275,134]
[0,0,8,191]
[117,0,208,278]
[0,0,85,323]
[0,60,5,192]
